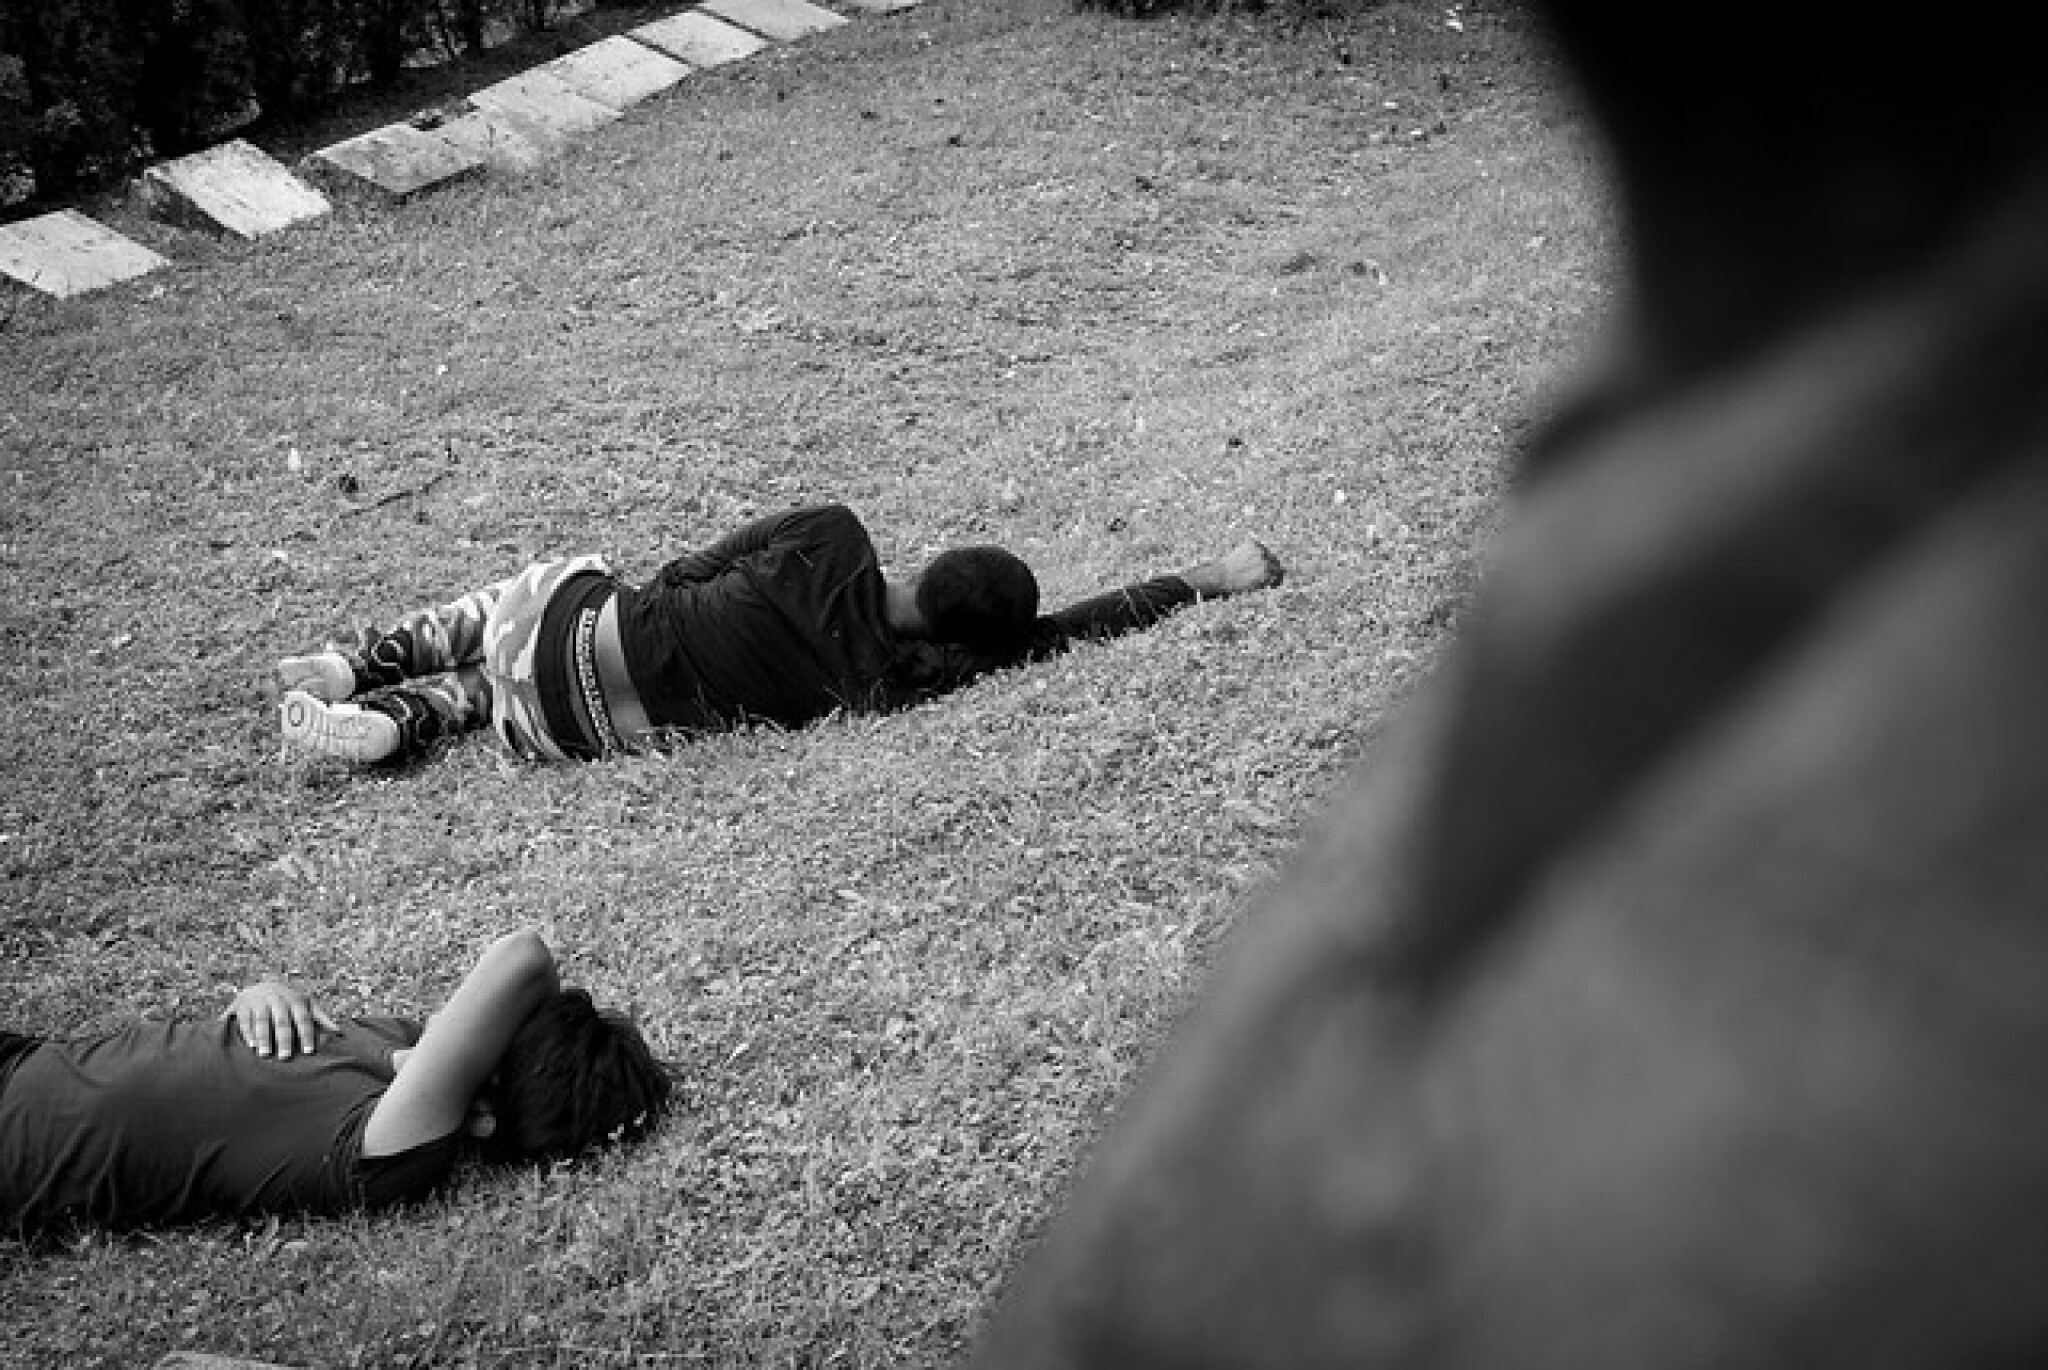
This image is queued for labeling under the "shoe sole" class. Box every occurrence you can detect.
[280,692,398,764]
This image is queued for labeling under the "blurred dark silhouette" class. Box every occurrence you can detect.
[971,3,2048,1367]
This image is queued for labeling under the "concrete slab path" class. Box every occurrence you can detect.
[700,0,849,43]
[469,68,623,139]
[544,34,694,110]
[308,123,488,200]
[631,10,771,67]
[0,210,167,298]
[11,0,905,297]
[426,108,561,175]
[139,139,331,239]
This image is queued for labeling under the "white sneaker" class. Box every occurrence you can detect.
[276,651,357,703]
[280,691,399,764]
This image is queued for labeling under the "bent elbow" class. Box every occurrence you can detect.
[491,930,558,987]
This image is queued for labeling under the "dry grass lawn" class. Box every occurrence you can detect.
[0,1,1614,1364]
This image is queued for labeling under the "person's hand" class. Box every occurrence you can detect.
[221,981,342,1060]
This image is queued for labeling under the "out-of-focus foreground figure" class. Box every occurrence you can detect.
[971,3,2048,1366]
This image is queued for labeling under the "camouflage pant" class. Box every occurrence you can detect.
[350,555,611,762]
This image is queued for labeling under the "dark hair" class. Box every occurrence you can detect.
[915,546,1040,649]
[487,990,673,1161]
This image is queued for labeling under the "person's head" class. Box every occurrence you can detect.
[912,546,1040,649]
[475,989,673,1162]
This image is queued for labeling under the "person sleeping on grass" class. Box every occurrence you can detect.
[275,503,1284,766]
[0,930,670,1235]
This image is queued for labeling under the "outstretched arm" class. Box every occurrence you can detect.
[1035,540,1285,655]
[903,540,1286,696]
[361,930,560,1159]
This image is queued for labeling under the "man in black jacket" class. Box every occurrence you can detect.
[278,503,1282,766]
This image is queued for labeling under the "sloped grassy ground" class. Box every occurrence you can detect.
[0,1,1613,1365]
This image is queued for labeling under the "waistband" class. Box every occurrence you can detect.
[593,592,651,747]
[536,574,655,760]
[535,574,614,761]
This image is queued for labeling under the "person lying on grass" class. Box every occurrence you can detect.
[0,930,670,1235]
[277,502,1284,766]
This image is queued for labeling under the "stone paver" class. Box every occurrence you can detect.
[152,1353,301,1370]
[308,122,488,199]
[699,0,848,42]
[543,34,694,111]
[139,139,330,240]
[3,0,892,308]
[631,10,771,67]
[0,210,167,298]
[426,108,560,174]
[469,69,622,139]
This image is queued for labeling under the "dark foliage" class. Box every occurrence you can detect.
[0,0,137,197]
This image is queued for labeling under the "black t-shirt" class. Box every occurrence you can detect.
[1,1015,458,1232]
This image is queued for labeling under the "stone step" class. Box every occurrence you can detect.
[0,210,168,298]
[306,122,489,200]
[543,33,695,111]
[699,0,849,43]
[138,139,331,240]
[630,10,770,67]
[425,108,561,175]
[468,68,623,139]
